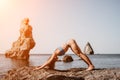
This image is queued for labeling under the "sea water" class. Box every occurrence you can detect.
[0,54,120,75]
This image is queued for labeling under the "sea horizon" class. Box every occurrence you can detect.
[1,53,120,55]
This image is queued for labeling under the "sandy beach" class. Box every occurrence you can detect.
[1,66,120,80]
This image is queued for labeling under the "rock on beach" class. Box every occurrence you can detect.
[5,18,35,60]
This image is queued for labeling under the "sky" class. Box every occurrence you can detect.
[0,0,120,54]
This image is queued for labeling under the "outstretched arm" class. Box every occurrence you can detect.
[35,53,58,70]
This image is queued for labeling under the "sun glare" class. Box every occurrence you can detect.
[0,0,9,9]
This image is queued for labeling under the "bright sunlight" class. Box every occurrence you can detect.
[0,0,9,9]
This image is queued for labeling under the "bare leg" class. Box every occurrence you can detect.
[65,39,94,70]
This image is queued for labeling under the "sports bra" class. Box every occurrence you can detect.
[57,47,65,56]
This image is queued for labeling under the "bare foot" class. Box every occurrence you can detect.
[86,65,95,71]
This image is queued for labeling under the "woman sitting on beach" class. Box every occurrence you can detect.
[35,39,95,71]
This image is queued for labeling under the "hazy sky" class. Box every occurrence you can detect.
[0,0,120,54]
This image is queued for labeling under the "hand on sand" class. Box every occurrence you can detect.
[33,66,42,71]
[86,65,95,71]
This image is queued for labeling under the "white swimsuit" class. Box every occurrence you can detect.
[57,47,65,56]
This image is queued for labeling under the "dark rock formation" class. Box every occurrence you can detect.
[1,66,120,80]
[5,18,35,60]
[63,55,73,62]
[46,75,84,80]
[84,42,94,54]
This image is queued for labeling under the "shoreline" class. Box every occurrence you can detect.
[1,66,120,80]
